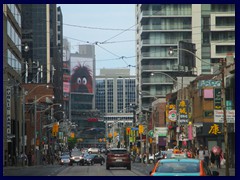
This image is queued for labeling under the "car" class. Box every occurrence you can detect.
[78,153,89,166]
[70,150,83,165]
[59,155,72,166]
[84,154,105,165]
[149,158,219,176]
[88,147,100,154]
[100,148,106,153]
[106,148,131,170]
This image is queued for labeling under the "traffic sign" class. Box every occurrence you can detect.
[168,110,177,121]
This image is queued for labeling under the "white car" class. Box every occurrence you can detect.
[88,147,99,154]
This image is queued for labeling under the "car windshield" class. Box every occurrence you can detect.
[88,154,96,158]
[61,156,70,159]
[71,151,82,156]
[156,162,199,173]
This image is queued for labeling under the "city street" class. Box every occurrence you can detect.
[3,163,146,176]
[3,162,235,176]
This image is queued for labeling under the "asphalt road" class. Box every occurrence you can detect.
[3,162,235,176]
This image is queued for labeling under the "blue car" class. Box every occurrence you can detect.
[150,158,219,176]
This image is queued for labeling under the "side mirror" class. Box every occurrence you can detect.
[212,171,219,176]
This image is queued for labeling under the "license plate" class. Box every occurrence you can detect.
[116,159,122,162]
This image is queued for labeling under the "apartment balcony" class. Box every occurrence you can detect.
[142,77,174,85]
[141,64,179,71]
[141,10,192,17]
[141,24,192,32]
[141,39,178,46]
[210,41,235,59]
[210,13,235,31]
[141,52,177,59]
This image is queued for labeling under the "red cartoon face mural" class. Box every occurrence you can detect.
[71,63,93,93]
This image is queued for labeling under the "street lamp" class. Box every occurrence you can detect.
[168,46,230,175]
[21,84,53,164]
[32,94,54,165]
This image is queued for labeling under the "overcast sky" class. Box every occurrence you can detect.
[59,4,136,75]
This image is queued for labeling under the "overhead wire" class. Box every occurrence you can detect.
[6,5,235,71]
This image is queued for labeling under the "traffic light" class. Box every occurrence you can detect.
[126,127,131,135]
[139,124,144,134]
[70,132,75,138]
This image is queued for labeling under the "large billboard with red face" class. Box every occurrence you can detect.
[70,55,93,94]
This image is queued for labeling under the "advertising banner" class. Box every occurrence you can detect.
[214,110,235,123]
[63,82,70,93]
[154,127,168,137]
[70,56,93,93]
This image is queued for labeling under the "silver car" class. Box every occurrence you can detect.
[60,155,72,166]
[88,147,99,154]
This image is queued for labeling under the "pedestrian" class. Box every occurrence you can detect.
[27,151,32,166]
[143,153,146,163]
[210,150,215,168]
[215,153,221,169]
[197,145,204,161]
[42,155,46,165]
[204,146,210,166]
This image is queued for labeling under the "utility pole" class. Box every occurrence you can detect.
[34,96,37,165]
[146,111,149,164]
[221,58,229,176]
[22,88,26,164]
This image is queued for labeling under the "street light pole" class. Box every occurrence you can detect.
[22,88,26,161]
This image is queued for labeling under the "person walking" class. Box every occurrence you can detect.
[197,145,204,161]
[204,146,210,166]
[210,150,215,168]
[215,153,221,169]
[27,151,32,166]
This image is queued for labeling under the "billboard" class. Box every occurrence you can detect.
[70,55,93,93]
[178,41,196,69]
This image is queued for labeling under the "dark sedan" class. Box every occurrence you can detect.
[85,154,105,166]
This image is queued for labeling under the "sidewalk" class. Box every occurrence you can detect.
[3,165,44,171]
[210,167,235,176]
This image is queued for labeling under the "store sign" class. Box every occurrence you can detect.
[6,86,12,142]
[214,88,222,109]
[202,123,234,135]
[214,110,235,123]
[197,80,221,89]
[154,127,168,137]
[177,100,189,124]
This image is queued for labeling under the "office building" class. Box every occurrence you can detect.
[95,69,136,147]
[3,4,23,166]
[135,4,235,113]
[21,4,63,104]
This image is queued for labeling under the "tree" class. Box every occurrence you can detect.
[68,137,77,150]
